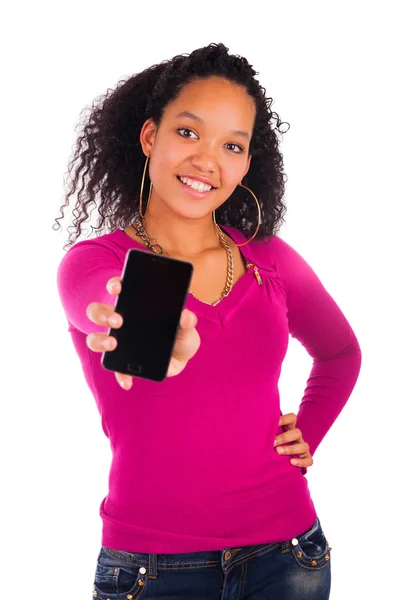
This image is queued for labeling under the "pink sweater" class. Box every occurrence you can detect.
[57,225,362,553]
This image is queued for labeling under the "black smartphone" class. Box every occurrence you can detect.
[101,248,194,382]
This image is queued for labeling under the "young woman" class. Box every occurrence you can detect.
[56,43,362,599]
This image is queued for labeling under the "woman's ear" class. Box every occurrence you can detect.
[139,118,158,156]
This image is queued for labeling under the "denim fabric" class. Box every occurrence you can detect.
[92,517,331,599]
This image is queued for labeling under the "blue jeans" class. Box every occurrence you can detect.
[92,517,331,599]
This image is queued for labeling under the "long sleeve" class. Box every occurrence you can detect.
[271,235,362,456]
[56,226,344,552]
[57,240,123,335]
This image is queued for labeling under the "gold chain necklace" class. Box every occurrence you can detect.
[131,218,234,306]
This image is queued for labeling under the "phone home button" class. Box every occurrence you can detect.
[127,363,142,375]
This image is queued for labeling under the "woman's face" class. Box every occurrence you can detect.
[140,76,256,221]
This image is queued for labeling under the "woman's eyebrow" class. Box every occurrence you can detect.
[174,111,250,140]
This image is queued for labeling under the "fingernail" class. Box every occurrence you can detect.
[109,315,120,327]
[291,459,299,465]
[274,439,279,446]
[119,379,127,389]
[276,447,285,454]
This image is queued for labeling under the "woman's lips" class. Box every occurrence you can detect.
[176,176,215,199]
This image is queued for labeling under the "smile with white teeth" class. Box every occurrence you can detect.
[178,176,213,192]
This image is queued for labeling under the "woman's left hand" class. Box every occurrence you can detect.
[274,412,314,468]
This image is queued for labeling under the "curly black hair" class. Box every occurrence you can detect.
[53,42,290,251]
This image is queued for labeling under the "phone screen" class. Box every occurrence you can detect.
[101,249,194,382]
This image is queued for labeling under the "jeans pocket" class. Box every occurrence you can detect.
[291,518,331,571]
[93,548,148,599]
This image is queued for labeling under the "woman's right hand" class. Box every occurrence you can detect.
[85,276,201,390]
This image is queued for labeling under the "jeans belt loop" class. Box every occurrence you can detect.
[148,554,157,580]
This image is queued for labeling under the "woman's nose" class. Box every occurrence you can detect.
[190,149,218,172]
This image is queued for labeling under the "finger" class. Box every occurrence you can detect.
[86,332,118,352]
[86,302,124,327]
[290,456,314,468]
[179,308,198,329]
[279,412,297,429]
[115,372,133,391]
[106,276,122,295]
[167,329,201,377]
[167,355,189,378]
[86,332,132,390]
[172,319,200,363]
[275,442,310,456]
[274,428,303,446]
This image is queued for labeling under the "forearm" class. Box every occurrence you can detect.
[296,334,362,456]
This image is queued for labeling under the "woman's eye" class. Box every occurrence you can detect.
[225,143,244,154]
[177,128,197,139]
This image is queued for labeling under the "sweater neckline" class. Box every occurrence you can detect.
[113,225,258,324]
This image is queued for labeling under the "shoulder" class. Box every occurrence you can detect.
[58,229,127,264]
[248,231,310,273]
[222,226,317,291]
[57,229,127,282]
[221,225,292,269]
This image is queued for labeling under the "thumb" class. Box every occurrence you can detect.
[180,309,197,329]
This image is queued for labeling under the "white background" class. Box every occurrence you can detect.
[1,1,398,598]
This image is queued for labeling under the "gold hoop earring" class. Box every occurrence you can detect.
[213,182,261,247]
[139,155,153,218]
